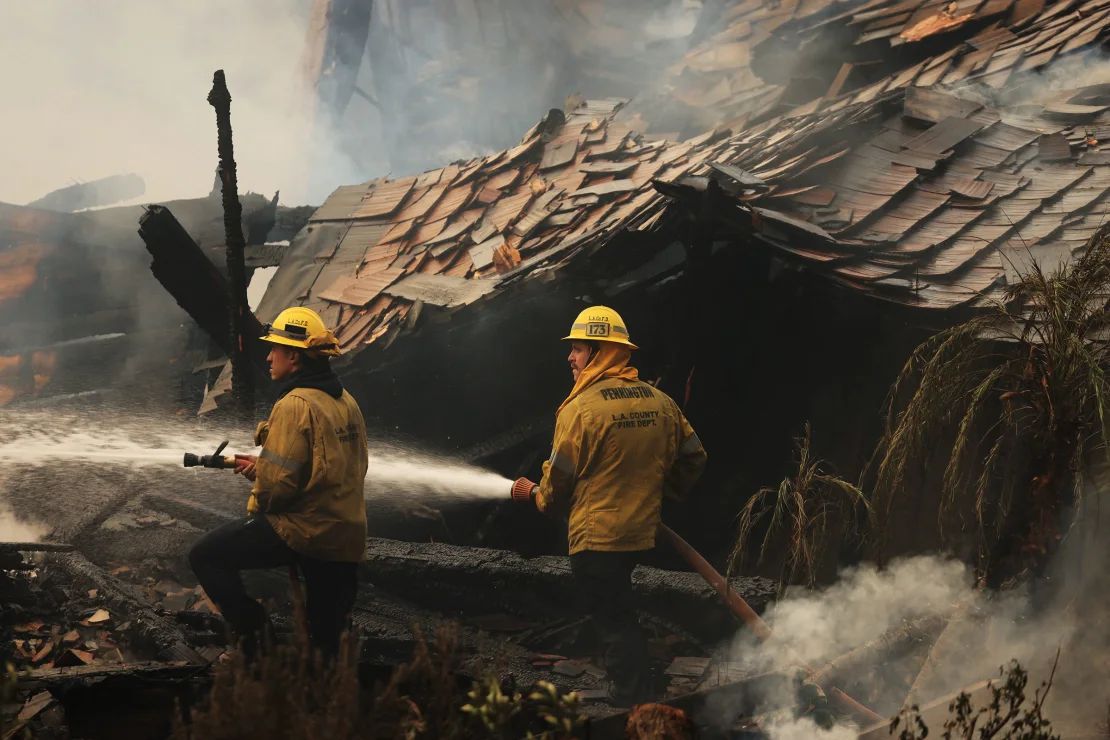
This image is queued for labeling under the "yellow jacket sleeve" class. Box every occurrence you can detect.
[664,413,707,501]
[536,403,587,515]
[249,395,313,514]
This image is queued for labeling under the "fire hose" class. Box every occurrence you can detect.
[510,477,884,725]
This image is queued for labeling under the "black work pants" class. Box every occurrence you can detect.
[188,516,357,659]
[569,549,650,695]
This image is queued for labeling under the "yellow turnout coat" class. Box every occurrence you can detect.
[247,387,369,562]
[536,344,707,554]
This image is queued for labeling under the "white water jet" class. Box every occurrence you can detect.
[0,410,512,503]
[365,444,511,501]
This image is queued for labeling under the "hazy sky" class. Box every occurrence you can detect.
[0,2,361,207]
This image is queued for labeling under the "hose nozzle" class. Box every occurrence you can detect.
[183,440,236,469]
[510,477,538,502]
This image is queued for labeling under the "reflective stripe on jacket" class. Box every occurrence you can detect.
[536,376,707,554]
[247,387,369,562]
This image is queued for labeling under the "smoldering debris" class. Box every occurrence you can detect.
[707,531,1110,738]
[0,549,206,671]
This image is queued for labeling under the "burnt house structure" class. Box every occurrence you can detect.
[183,0,1110,562]
[0,192,292,409]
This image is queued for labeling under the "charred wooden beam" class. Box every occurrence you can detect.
[360,537,777,644]
[136,492,776,646]
[47,551,206,665]
[0,542,75,553]
[810,614,948,689]
[858,680,997,740]
[18,660,205,691]
[652,175,735,406]
[137,205,269,374]
[208,70,255,416]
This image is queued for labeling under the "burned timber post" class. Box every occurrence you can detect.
[207,69,254,416]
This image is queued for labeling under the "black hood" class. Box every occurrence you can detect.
[276,364,344,399]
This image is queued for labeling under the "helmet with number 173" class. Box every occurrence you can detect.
[562,306,638,349]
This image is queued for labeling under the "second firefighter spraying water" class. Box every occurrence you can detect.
[512,306,707,704]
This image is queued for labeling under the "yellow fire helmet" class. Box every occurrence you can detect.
[563,305,638,349]
[260,306,341,356]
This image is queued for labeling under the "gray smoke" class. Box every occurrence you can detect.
[0,1,714,208]
[714,487,1110,737]
[952,47,1110,110]
[0,1,356,207]
[0,496,47,542]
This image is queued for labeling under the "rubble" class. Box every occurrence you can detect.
[1,548,198,677]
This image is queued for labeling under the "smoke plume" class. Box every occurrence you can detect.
[0,1,715,209]
[713,485,1110,738]
[0,1,359,207]
[0,497,47,542]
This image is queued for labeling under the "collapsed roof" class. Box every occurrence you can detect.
[621,0,1110,135]
[205,0,1110,409]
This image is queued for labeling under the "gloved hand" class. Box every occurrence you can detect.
[511,477,538,503]
[234,454,258,482]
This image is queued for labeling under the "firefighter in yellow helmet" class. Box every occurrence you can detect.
[524,306,707,704]
[188,306,369,659]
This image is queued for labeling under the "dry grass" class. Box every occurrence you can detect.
[892,658,1060,740]
[174,625,585,740]
[728,423,868,589]
[172,628,442,740]
[868,224,1110,577]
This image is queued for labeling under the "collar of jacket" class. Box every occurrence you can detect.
[276,365,344,399]
[557,343,639,414]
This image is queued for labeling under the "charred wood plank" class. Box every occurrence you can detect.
[809,614,948,687]
[0,542,75,553]
[18,660,205,691]
[138,205,269,374]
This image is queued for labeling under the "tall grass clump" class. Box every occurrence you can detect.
[868,224,1110,578]
[728,423,868,589]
